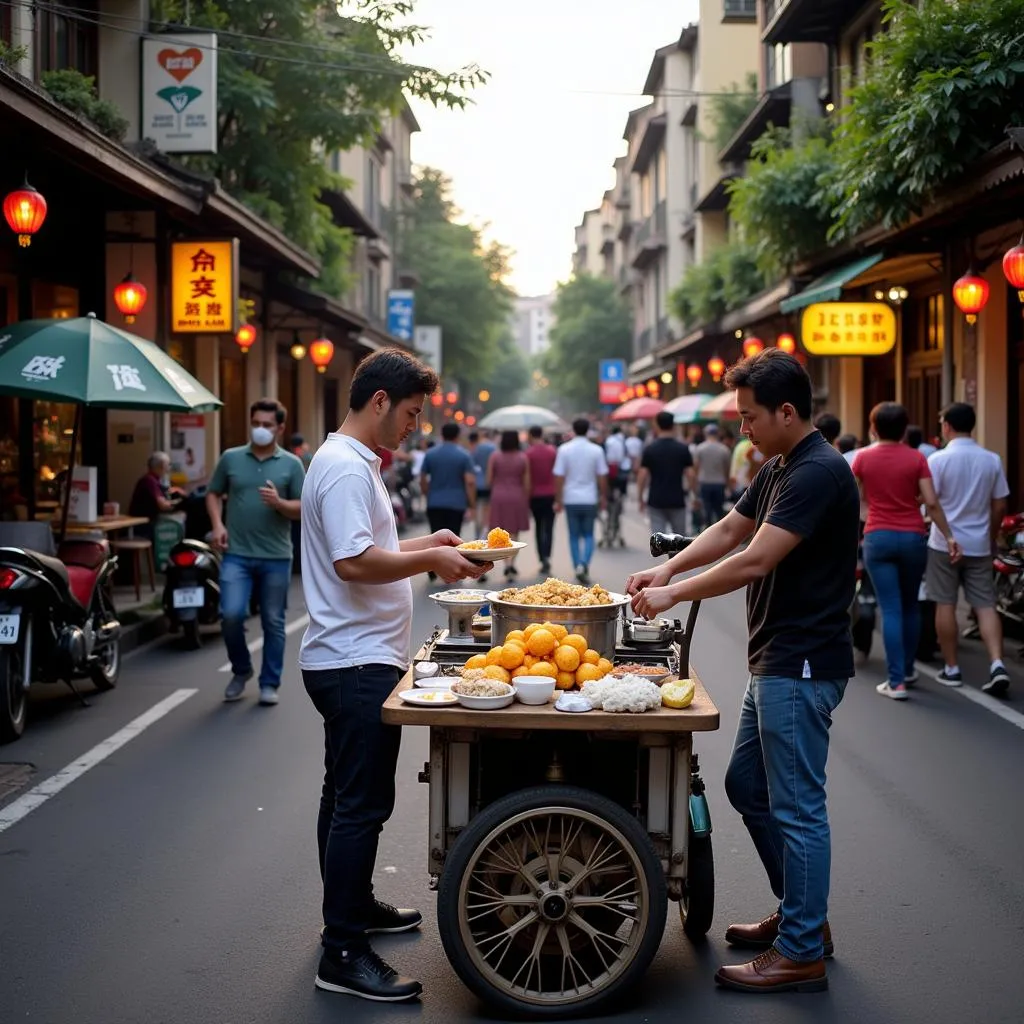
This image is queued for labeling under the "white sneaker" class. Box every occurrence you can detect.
[876,681,908,701]
[259,686,280,706]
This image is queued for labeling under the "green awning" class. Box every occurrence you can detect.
[779,253,883,314]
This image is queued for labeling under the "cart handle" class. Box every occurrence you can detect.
[648,533,701,671]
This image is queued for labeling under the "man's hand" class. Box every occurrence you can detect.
[947,537,963,564]
[631,584,678,619]
[625,566,670,596]
[259,480,281,510]
[210,525,229,550]
[554,501,563,515]
[428,529,462,548]
[432,547,493,584]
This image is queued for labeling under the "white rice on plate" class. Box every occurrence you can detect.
[580,674,662,713]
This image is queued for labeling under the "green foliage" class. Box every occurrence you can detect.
[151,0,486,293]
[668,243,766,327]
[397,169,514,388]
[0,40,29,69]
[727,124,835,276]
[826,0,1024,239]
[709,72,759,154]
[40,69,130,141]
[541,274,632,412]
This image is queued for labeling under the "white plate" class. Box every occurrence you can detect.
[172,587,204,609]
[456,541,527,564]
[413,677,455,690]
[0,613,20,645]
[452,689,515,710]
[399,689,458,707]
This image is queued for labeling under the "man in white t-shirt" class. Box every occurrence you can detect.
[299,349,489,1003]
[554,417,609,583]
[924,402,1011,695]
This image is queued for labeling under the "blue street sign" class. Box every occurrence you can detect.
[387,289,415,341]
[599,359,626,384]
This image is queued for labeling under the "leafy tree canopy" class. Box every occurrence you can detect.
[669,243,766,327]
[151,0,485,293]
[398,168,515,389]
[709,72,759,155]
[541,274,633,413]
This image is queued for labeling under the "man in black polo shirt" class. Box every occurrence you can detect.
[637,410,694,535]
[627,349,859,995]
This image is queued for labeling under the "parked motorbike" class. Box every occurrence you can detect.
[993,512,1024,628]
[0,538,121,744]
[162,538,222,650]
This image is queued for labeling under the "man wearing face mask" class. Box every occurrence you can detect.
[206,398,306,705]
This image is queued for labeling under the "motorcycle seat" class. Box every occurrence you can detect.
[58,539,110,570]
[64,566,97,609]
[24,550,71,586]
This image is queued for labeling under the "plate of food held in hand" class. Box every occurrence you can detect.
[456,527,527,563]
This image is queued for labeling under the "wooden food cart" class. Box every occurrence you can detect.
[382,600,720,1019]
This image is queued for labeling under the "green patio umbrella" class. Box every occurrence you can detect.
[0,314,222,542]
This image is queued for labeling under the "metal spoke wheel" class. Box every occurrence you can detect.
[438,785,666,1019]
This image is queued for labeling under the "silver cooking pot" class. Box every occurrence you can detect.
[485,590,631,658]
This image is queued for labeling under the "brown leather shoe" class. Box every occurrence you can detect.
[725,910,834,958]
[715,947,827,993]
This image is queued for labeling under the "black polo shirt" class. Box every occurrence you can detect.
[641,437,693,509]
[734,431,859,680]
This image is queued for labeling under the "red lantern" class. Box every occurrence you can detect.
[112,273,147,324]
[635,382,647,396]
[309,337,335,374]
[235,323,257,354]
[775,332,796,354]
[466,415,477,426]
[454,410,465,422]
[1003,239,1024,303]
[445,391,457,404]
[742,336,764,358]
[952,271,990,325]
[430,393,443,407]
[707,356,725,382]
[686,363,703,387]
[3,180,47,247]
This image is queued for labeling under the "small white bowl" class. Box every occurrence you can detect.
[513,676,556,705]
[452,687,515,710]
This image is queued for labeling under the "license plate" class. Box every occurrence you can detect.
[173,587,204,609]
[0,613,20,644]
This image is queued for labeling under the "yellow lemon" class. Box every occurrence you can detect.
[582,649,601,666]
[528,661,557,679]
[483,665,511,683]
[563,633,588,655]
[553,644,581,673]
[555,671,576,690]
[485,646,504,666]
[597,657,614,676]
[575,663,603,685]
[526,628,557,657]
[499,643,525,670]
[464,653,488,671]
[661,678,696,709]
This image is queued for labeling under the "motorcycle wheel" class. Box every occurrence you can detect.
[182,618,202,650]
[89,639,121,691]
[0,644,28,744]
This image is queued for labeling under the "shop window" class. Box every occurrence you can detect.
[1,6,11,45]
[37,0,98,79]
[218,355,247,451]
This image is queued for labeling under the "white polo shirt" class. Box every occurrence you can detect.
[927,438,1010,557]
[554,436,609,506]
[298,433,413,671]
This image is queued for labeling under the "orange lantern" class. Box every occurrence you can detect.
[1003,239,1024,303]
[445,391,457,404]
[112,273,147,324]
[235,323,257,354]
[952,271,990,325]
[454,410,465,422]
[686,363,703,387]
[775,332,796,354]
[3,180,47,247]
[430,393,443,407]
[309,337,335,373]
[707,356,725,382]
[742,336,764,358]
[635,382,647,397]
[466,415,477,426]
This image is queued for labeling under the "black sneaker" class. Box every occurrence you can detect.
[982,665,1010,697]
[366,899,423,935]
[539,561,550,575]
[935,667,963,687]
[315,947,422,1002]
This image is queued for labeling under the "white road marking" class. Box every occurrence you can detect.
[0,689,197,834]
[217,614,310,672]
[914,661,1024,730]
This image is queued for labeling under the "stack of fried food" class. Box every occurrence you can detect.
[458,527,512,551]
[462,622,614,691]
[496,578,613,607]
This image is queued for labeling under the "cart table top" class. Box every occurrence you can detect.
[382,668,720,732]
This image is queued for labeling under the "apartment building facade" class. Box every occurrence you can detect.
[572,207,611,278]
[512,294,556,359]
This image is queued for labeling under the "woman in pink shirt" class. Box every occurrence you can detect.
[853,403,960,700]
[525,425,558,574]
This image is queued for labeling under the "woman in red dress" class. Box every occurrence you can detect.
[487,430,531,579]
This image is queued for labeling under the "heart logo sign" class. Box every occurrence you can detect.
[157,47,203,83]
[157,86,202,113]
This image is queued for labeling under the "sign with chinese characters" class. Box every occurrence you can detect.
[170,240,239,333]
[599,381,626,404]
[800,302,897,356]
[141,33,218,154]
[387,289,415,341]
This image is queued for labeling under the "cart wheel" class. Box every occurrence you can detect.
[678,833,714,940]
[438,785,667,1020]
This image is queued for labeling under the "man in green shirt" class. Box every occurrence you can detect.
[206,397,306,705]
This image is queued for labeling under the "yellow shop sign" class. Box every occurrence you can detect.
[170,239,239,333]
[801,302,897,356]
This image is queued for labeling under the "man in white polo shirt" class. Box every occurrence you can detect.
[554,417,608,583]
[925,402,1011,695]
[299,349,490,1003]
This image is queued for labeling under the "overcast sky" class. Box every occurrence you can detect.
[405,0,700,297]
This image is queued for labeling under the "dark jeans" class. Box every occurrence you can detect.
[699,483,727,527]
[530,496,555,563]
[303,664,403,953]
[427,506,466,537]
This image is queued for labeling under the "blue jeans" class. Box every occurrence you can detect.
[220,553,291,687]
[724,675,847,961]
[564,504,597,568]
[303,665,403,952]
[863,529,928,685]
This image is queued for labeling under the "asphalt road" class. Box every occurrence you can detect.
[2,508,1024,1024]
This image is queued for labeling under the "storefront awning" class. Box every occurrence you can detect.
[779,253,883,314]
